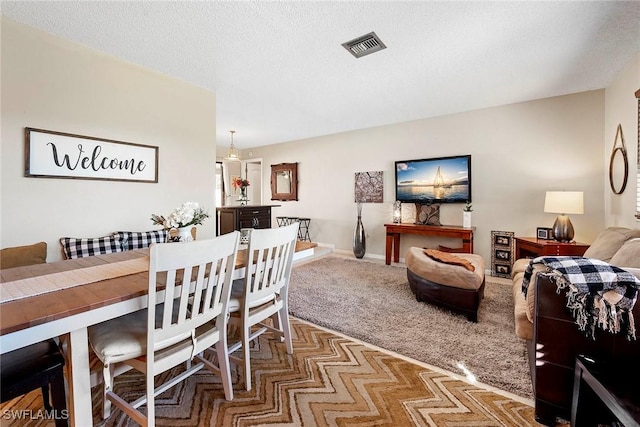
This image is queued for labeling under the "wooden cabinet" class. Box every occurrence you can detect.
[216,205,279,236]
[515,237,589,259]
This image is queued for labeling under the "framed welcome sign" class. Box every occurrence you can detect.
[25,128,159,183]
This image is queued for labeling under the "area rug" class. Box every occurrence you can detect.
[288,255,532,398]
[0,319,537,426]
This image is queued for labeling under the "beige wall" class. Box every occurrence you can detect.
[604,52,640,228]
[246,91,606,263]
[1,19,217,262]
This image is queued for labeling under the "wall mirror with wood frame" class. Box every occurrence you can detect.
[270,162,298,201]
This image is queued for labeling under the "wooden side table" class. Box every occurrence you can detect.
[514,237,589,259]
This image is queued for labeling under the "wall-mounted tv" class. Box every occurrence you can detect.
[395,155,471,204]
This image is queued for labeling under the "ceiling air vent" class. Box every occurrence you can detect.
[342,32,387,58]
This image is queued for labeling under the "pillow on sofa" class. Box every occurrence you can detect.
[115,230,168,250]
[582,227,640,262]
[60,235,123,259]
[609,238,640,268]
[0,241,47,269]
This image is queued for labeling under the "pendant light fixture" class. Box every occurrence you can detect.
[224,130,240,161]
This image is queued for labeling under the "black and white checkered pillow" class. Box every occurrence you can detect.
[116,230,168,250]
[60,235,124,260]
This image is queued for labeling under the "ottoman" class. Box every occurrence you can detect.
[405,247,485,322]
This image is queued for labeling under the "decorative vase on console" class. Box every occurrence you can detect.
[353,202,366,259]
[239,186,248,205]
[233,177,250,206]
[462,202,473,228]
[392,201,402,223]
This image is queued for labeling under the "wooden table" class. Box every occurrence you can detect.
[514,237,589,259]
[384,223,475,265]
[0,241,314,426]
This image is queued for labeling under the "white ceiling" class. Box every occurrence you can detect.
[2,1,639,149]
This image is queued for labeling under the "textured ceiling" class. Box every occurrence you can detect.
[2,1,639,149]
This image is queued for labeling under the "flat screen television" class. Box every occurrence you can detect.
[395,155,471,204]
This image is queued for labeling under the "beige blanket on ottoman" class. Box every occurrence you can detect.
[405,247,484,290]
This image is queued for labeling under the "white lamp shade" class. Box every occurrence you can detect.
[544,191,584,215]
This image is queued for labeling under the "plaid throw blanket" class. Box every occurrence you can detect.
[522,256,640,340]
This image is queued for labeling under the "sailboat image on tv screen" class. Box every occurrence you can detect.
[433,166,452,188]
[432,166,449,199]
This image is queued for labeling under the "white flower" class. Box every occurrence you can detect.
[151,201,209,229]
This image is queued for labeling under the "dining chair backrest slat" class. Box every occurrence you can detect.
[244,223,298,306]
[147,232,239,352]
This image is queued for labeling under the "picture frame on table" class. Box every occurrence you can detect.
[494,234,511,246]
[491,230,515,278]
[495,264,511,275]
[495,249,511,261]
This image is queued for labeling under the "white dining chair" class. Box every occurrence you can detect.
[226,222,299,391]
[88,231,240,426]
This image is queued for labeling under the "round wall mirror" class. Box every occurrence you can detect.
[608,124,628,195]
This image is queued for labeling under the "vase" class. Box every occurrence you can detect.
[176,226,193,242]
[353,203,366,259]
[463,211,472,228]
[238,186,248,205]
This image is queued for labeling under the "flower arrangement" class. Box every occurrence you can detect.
[151,201,210,229]
[232,177,250,189]
[463,202,473,212]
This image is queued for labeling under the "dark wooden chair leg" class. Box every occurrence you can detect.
[41,384,52,411]
[50,370,68,427]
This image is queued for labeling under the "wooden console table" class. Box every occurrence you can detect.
[384,223,475,265]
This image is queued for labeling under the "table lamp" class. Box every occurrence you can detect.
[544,191,584,242]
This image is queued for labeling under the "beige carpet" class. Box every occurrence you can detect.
[288,255,532,398]
[0,319,538,426]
